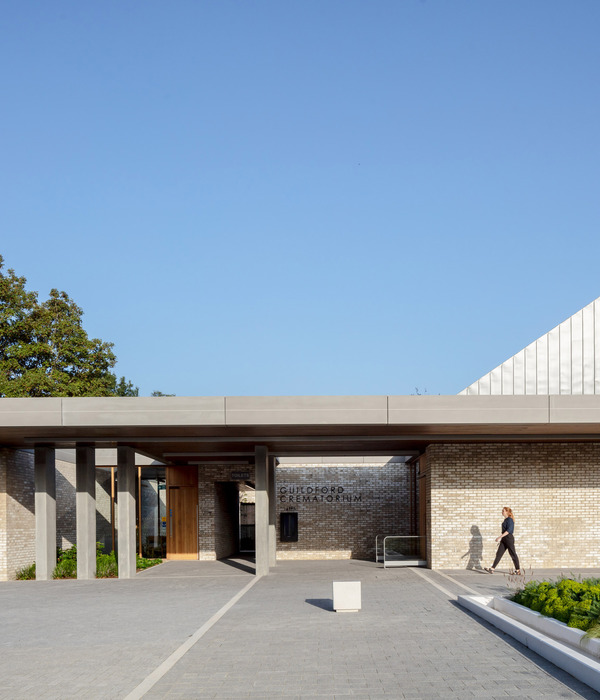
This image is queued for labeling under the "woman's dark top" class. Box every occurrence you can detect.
[501,517,514,535]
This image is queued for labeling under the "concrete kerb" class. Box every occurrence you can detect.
[457,594,600,694]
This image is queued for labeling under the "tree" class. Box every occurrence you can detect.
[151,390,175,397]
[115,377,139,397]
[0,255,138,397]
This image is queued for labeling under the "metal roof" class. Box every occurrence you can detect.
[460,296,600,395]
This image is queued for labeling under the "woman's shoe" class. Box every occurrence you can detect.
[484,567,494,574]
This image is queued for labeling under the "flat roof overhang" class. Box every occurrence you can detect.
[1,395,600,464]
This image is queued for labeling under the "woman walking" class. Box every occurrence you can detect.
[485,507,521,574]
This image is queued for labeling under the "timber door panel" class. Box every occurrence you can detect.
[167,467,199,560]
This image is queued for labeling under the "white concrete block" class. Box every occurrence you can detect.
[333,581,361,612]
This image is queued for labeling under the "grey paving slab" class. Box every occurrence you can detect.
[1,560,599,699]
[142,561,599,700]
[0,559,254,699]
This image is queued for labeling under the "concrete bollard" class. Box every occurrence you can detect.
[333,581,361,612]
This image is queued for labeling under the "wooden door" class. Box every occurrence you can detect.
[166,467,199,560]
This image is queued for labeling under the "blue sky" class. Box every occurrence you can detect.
[2,1,599,397]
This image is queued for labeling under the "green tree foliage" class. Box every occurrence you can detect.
[116,377,139,396]
[0,255,137,397]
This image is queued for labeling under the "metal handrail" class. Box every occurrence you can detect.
[375,534,385,562]
[375,534,426,568]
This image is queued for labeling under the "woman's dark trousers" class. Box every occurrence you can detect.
[492,533,520,570]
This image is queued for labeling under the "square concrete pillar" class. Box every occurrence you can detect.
[255,445,269,577]
[35,447,56,581]
[268,455,277,567]
[117,447,136,579]
[76,446,97,579]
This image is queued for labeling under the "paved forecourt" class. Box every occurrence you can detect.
[1,561,600,700]
[0,560,255,700]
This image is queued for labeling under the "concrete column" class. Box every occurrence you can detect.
[76,446,96,579]
[117,446,136,579]
[35,447,56,580]
[255,445,269,577]
[268,455,277,567]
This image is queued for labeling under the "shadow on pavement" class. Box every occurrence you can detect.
[305,598,334,612]
[220,557,256,575]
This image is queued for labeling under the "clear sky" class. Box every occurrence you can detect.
[2,1,599,397]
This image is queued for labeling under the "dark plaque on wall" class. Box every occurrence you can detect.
[230,471,250,481]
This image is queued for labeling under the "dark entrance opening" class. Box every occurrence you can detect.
[213,480,255,558]
[240,499,255,552]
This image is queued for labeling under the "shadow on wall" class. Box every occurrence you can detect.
[461,525,483,570]
[7,450,35,516]
[56,467,76,549]
[95,469,113,553]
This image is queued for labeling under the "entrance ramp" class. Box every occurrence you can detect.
[375,535,427,567]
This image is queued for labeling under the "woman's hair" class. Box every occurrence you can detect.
[503,507,514,520]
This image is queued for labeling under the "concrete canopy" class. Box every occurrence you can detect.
[1,395,600,465]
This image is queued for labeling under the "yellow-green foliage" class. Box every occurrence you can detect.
[513,578,600,630]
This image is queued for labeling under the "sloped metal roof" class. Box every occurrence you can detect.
[460,297,600,395]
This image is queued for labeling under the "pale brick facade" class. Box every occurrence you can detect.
[2,442,600,578]
[0,449,79,580]
[0,449,35,580]
[425,443,600,570]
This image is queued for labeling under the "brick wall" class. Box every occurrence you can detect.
[0,449,35,580]
[56,458,76,550]
[276,461,411,560]
[426,443,600,570]
[96,468,113,553]
[0,450,9,579]
[198,465,255,560]
[4,443,596,575]
[0,449,87,580]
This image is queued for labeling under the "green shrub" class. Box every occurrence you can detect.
[513,580,540,607]
[136,555,162,571]
[512,578,600,630]
[97,550,118,578]
[557,578,586,602]
[16,543,161,580]
[53,557,77,579]
[15,562,36,580]
[551,600,572,624]
[53,545,78,579]
[569,615,591,631]
[585,622,600,640]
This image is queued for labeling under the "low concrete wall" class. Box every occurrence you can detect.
[458,595,600,694]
